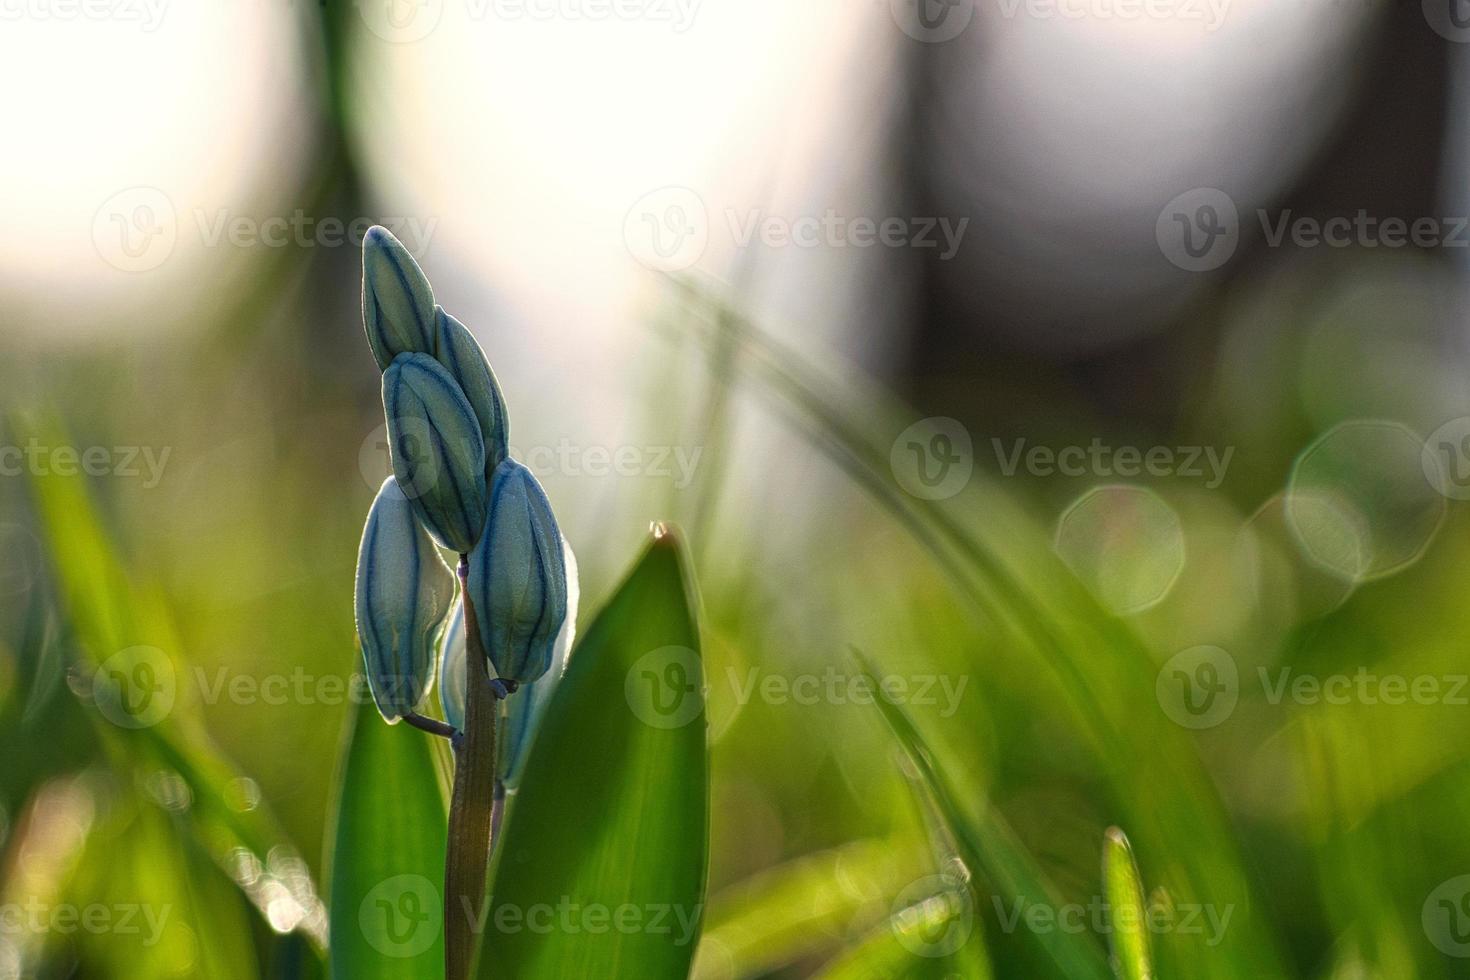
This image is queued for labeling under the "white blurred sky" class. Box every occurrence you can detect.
[0,0,1391,358]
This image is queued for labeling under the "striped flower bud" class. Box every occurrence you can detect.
[439,598,470,733]
[363,225,436,371]
[440,541,579,787]
[467,459,568,684]
[355,477,456,722]
[383,352,489,554]
[434,307,509,474]
[500,541,578,789]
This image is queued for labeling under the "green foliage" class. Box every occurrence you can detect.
[475,530,708,979]
[326,696,449,978]
[1102,828,1153,980]
[853,650,1112,980]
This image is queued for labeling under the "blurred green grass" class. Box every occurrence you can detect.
[4,245,1470,978]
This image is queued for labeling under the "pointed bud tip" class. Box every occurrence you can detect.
[649,521,680,547]
[363,224,397,249]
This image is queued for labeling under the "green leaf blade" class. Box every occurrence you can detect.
[327,695,448,979]
[1102,827,1154,980]
[477,530,709,980]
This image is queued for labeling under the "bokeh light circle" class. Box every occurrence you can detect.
[1055,485,1185,615]
[1285,421,1444,583]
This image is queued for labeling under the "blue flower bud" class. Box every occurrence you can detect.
[500,541,578,789]
[439,597,469,733]
[363,225,436,371]
[439,541,579,786]
[467,459,568,684]
[434,307,509,474]
[383,352,489,554]
[355,477,455,722]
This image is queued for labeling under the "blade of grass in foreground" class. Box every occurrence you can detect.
[1102,828,1154,980]
[852,650,1112,980]
[326,694,448,978]
[476,527,708,980]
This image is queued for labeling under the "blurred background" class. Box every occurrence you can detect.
[5,0,1470,976]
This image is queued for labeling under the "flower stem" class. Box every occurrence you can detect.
[445,556,499,980]
[403,712,456,739]
[491,781,506,841]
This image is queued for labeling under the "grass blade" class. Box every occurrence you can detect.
[852,650,1112,980]
[1102,828,1153,980]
